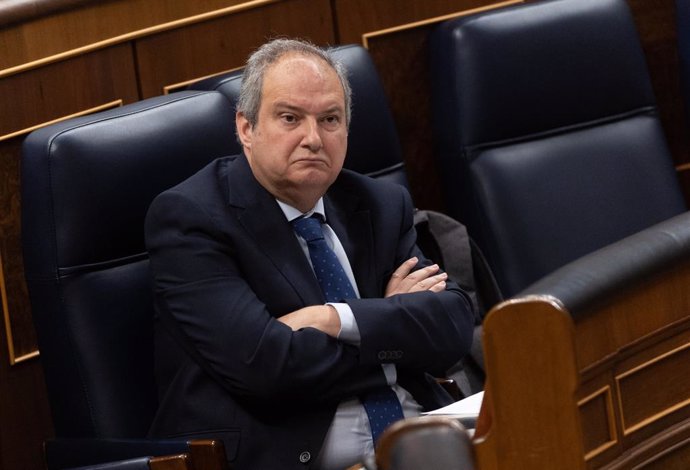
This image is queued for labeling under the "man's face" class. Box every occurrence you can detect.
[237,53,348,211]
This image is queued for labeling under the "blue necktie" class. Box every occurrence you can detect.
[291,215,404,443]
[291,215,357,302]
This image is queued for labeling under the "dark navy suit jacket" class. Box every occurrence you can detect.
[145,154,474,469]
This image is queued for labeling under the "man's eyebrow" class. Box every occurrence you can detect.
[272,102,344,115]
[321,106,344,115]
[273,102,304,113]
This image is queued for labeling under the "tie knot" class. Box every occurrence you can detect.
[291,215,324,242]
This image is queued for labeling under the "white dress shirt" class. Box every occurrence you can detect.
[277,199,422,470]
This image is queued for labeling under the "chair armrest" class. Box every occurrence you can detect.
[44,438,229,470]
[149,454,192,470]
[436,377,462,402]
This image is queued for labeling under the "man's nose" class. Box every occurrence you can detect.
[301,118,323,152]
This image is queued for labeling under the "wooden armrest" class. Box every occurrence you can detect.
[149,454,192,470]
[188,440,231,470]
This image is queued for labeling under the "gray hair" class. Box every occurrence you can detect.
[237,38,352,129]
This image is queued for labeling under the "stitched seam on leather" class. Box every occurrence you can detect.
[464,105,658,158]
[44,91,216,152]
[364,162,405,178]
[57,252,149,277]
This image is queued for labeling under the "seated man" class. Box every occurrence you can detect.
[145,38,475,470]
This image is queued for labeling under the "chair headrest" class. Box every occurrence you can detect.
[431,0,656,149]
[22,90,237,275]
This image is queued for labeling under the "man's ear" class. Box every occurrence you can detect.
[236,111,252,150]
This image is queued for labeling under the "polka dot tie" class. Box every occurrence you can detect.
[291,215,357,302]
[291,215,404,443]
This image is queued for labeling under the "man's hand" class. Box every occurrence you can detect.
[385,257,448,297]
[277,305,341,337]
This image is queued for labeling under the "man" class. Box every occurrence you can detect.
[145,38,474,469]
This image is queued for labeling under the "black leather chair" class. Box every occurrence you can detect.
[21,90,237,469]
[430,0,687,297]
[189,43,410,187]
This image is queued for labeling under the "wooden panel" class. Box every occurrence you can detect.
[575,265,690,469]
[335,0,496,45]
[627,0,690,171]
[616,342,690,436]
[634,437,690,470]
[1,138,37,363]
[579,386,618,460]
[0,345,53,470]
[0,0,95,27]
[603,423,690,469]
[0,0,280,71]
[366,27,443,211]
[574,263,690,373]
[579,325,690,469]
[0,44,139,136]
[135,0,335,97]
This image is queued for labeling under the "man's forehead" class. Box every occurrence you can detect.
[261,53,345,107]
[265,52,335,83]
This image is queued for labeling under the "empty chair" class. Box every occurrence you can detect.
[189,44,410,187]
[21,91,237,469]
[430,0,687,297]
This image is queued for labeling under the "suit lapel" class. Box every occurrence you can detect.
[325,181,378,299]
[225,155,324,306]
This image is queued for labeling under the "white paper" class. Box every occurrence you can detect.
[423,391,484,418]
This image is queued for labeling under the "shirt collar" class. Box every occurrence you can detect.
[277,197,326,223]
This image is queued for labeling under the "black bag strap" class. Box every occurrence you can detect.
[414,209,503,322]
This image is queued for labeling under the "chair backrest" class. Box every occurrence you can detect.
[430,0,687,297]
[188,44,410,188]
[21,91,237,438]
[375,416,476,470]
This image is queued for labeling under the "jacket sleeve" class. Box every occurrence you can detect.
[348,186,476,377]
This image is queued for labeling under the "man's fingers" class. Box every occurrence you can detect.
[385,257,418,296]
[428,280,447,293]
[386,258,449,296]
[403,264,440,286]
[415,272,447,290]
[391,257,418,279]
